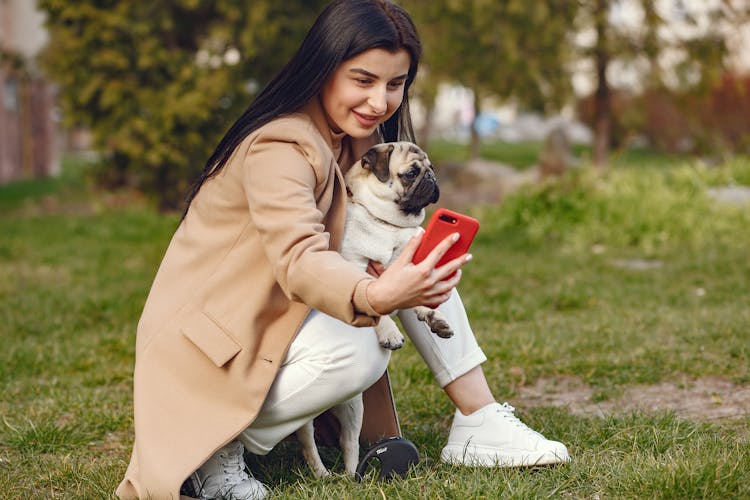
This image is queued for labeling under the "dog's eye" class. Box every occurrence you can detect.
[401,167,419,180]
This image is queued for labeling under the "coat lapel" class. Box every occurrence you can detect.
[300,99,350,252]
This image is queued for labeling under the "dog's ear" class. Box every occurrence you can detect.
[361,144,394,183]
[408,144,424,157]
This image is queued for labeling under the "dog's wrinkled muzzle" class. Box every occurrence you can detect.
[399,173,439,215]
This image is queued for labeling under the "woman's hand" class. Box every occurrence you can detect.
[365,229,472,315]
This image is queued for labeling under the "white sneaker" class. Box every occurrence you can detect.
[440,402,570,467]
[183,441,268,499]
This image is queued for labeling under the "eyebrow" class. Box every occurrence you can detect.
[349,68,408,80]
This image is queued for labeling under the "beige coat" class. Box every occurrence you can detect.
[117,99,390,499]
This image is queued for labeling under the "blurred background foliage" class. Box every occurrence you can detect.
[38,0,329,209]
[37,0,750,209]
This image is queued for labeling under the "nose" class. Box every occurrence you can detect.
[368,85,387,115]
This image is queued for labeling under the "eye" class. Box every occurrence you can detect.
[387,80,406,90]
[401,167,419,179]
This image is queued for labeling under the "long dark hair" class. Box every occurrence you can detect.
[183,0,422,216]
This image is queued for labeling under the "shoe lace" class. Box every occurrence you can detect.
[219,441,250,484]
[496,402,544,438]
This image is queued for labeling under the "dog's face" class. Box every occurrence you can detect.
[346,142,439,221]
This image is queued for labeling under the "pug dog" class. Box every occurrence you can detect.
[296,142,453,478]
[341,141,454,345]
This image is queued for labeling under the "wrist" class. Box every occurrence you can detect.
[353,278,382,317]
[365,280,390,315]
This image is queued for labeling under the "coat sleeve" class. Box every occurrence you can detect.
[242,125,381,326]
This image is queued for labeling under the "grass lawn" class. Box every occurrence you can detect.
[1,148,749,498]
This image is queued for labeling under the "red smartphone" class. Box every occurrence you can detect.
[412,208,479,277]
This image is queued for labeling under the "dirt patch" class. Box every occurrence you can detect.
[517,376,750,421]
[12,188,151,218]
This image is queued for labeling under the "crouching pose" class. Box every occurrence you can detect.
[117,1,569,498]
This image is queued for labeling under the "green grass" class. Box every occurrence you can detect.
[1,148,749,498]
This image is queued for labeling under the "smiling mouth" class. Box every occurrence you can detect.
[353,111,380,126]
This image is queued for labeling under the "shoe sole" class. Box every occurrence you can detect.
[440,444,570,467]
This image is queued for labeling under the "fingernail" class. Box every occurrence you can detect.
[416,227,425,235]
[452,232,460,242]
[465,254,473,262]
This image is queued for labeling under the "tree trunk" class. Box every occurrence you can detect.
[418,99,435,150]
[417,81,438,149]
[469,86,481,160]
[593,0,611,169]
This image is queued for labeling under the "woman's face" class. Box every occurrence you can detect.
[320,48,411,138]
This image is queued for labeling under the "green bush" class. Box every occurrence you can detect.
[477,157,750,256]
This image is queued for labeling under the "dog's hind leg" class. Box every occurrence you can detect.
[330,394,364,475]
[297,420,330,478]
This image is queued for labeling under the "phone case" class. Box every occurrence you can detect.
[412,208,479,275]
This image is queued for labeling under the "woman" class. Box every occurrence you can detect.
[117,1,569,498]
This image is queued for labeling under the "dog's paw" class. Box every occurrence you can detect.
[376,317,405,349]
[415,308,454,338]
[429,318,454,338]
[379,331,405,350]
[313,467,331,479]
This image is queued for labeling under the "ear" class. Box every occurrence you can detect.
[361,144,394,183]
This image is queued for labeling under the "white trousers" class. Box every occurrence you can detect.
[239,289,486,455]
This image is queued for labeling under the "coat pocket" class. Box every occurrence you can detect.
[181,311,242,367]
